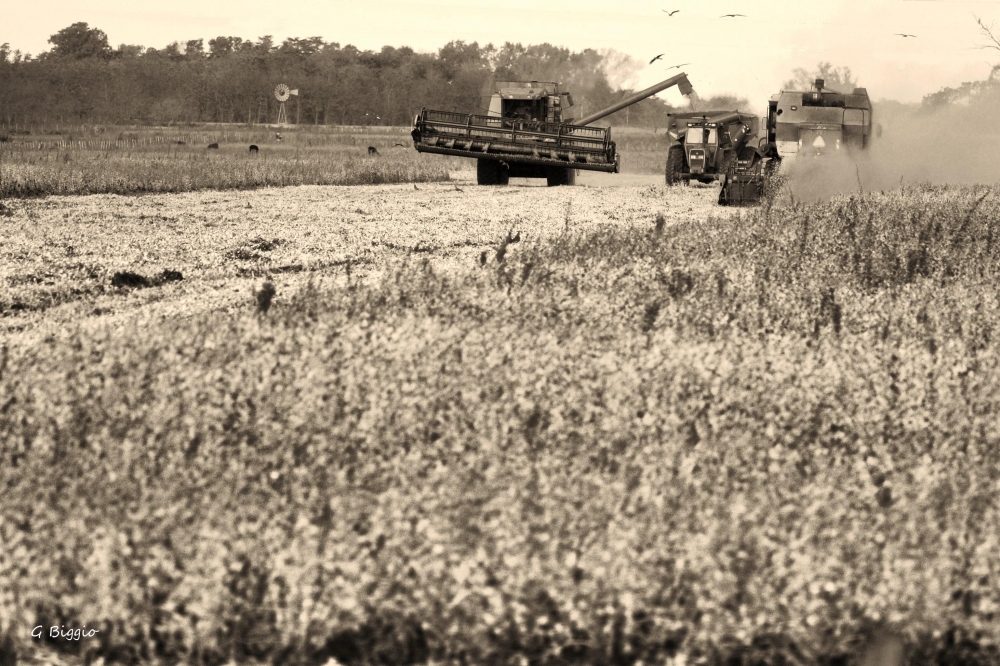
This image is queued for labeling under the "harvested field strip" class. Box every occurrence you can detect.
[2,184,1000,665]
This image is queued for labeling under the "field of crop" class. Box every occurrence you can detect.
[0,125,459,197]
[3,158,1000,666]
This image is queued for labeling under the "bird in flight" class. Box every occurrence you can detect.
[650,53,665,64]
[662,9,679,15]
[721,14,746,18]
[895,33,916,38]
[666,62,691,70]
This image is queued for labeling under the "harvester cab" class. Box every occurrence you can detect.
[486,81,574,127]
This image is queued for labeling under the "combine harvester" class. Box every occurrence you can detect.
[662,78,876,204]
[712,78,875,205]
[411,74,694,186]
[769,78,875,160]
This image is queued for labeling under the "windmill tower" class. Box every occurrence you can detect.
[274,84,298,125]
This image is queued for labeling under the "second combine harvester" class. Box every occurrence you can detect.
[411,73,695,186]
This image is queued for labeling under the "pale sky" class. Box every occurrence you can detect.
[5,0,1000,105]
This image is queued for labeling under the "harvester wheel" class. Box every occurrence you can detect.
[665,145,684,185]
[477,159,508,186]
[546,167,574,187]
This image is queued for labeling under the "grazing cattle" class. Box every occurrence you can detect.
[207,142,219,149]
[176,140,186,145]
[367,146,379,156]
[249,144,259,154]
[275,133,283,142]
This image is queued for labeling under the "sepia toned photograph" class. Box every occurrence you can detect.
[2,1,1000,665]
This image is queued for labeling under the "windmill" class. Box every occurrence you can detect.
[274,84,298,125]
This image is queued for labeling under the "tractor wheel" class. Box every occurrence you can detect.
[477,159,508,186]
[665,145,685,185]
[546,167,574,187]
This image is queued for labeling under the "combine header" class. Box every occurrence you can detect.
[411,74,694,186]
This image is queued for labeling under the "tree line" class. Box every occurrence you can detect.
[3,21,999,131]
[0,23,720,129]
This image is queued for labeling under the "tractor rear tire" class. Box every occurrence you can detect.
[546,167,575,187]
[665,145,685,185]
[477,159,508,186]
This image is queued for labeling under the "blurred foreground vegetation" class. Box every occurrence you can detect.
[2,186,1000,665]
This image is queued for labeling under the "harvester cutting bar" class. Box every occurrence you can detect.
[412,109,618,171]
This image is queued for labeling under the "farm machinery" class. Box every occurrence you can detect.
[769,78,874,161]
[663,110,780,205]
[411,73,695,186]
[662,78,876,205]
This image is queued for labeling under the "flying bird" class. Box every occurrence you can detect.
[447,80,453,85]
[895,33,916,38]
[666,62,691,70]
[649,53,665,64]
[721,14,746,18]
[662,9,679,15]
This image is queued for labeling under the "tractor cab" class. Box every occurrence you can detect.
[682,119,722,175]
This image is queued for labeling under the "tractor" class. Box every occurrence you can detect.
[663,111,780,204]
[664,111,765,184]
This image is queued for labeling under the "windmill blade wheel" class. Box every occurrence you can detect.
[274,84,291,102]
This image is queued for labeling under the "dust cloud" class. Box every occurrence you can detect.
[783,92,1000,201]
